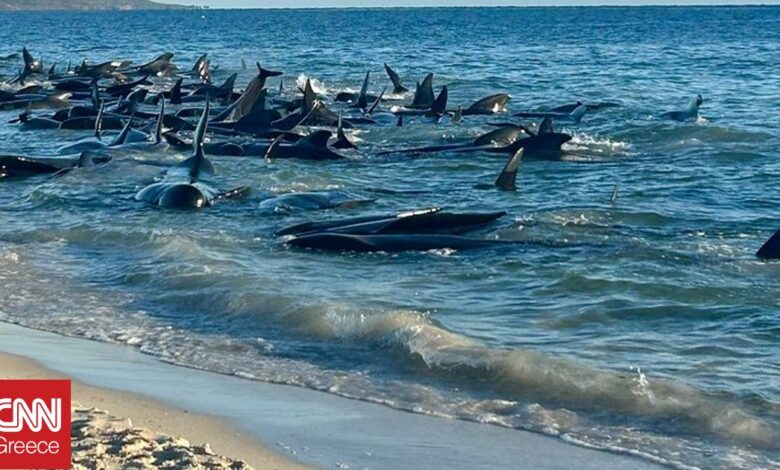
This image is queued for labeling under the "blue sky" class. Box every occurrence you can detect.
[155,0,780,7]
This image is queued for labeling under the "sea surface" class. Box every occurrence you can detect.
[0,6,779,469]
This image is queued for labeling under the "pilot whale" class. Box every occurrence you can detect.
[662,95,704,122]
[135,102,249,209]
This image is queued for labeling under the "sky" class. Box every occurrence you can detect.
[154,0,780,7]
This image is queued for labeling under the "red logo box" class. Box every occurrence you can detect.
[0,380,71,469]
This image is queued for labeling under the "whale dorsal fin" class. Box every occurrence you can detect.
[538,116,554,135]
[335,113,356,149]
[241,58,247,70]
[110,111,135,147]
[303,79,316,110]
[337,113,347,139]
[219,73,237,91]
[397,114,404,127]
[495,149,523,191]
[298,130,332,148]
[170,78,183,105]
[356,70,370,109]
[22,47,35,70]
[757,229,780,259]
[187,101,212,182]
[412,73,434,107]
[154,96,165,144]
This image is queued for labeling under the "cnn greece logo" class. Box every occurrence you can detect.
[0,380,70,469]
[0,397,62,432]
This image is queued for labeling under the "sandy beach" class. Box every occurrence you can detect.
[0,321,662,470]
[0,350,307,470]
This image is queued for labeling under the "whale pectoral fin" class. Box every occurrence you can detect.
[365,87,386,116]
[265,135,284,160]
[218,185,252,200]
[77,150,101,168]
[757,229,780,259]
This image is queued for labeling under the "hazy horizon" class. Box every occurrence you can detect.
[154,0,780,8]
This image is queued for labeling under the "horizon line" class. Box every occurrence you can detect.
[173,4,780,10]
[156,1,780,9]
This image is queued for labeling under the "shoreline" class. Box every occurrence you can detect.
[0,350,308,470]
[0,320,662,470]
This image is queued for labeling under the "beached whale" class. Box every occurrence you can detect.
[377,125,526,156]
[278,208,506,237]
[135,102,248,209]
[286,233,515,252]
[0,152,109,179]
[281,207,528,253]
[259,190,374,214]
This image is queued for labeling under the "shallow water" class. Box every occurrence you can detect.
[0,6,779,469]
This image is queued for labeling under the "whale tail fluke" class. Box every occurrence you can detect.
[334,114,357,150]
[256,63,283,80]
[430,85,448,117]
[757,229,780,259]
[384,63,408,94]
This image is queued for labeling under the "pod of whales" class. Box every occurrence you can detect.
[4,47,766,257]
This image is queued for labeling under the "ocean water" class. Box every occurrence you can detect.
[0,6,779,469]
